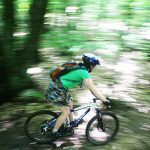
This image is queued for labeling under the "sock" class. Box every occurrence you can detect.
[70,120,74,123]
[52,127,58,133]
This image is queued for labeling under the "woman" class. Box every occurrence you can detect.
[47,53,110,137]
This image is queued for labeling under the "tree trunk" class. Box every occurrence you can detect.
[23,0,48,66]
[0,0,16,104]
[0,35,11,103]
[0,0,48,104]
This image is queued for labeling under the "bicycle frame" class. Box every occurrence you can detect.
[72,101,100,112]
[70,101,102,128]
[47,99,104,130]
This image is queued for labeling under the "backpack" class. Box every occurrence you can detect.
[50,61,85,81]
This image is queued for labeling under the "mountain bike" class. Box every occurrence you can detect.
[24,98,119,145]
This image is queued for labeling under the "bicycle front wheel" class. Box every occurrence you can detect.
[86,111,119,145]
[24,110,59,144]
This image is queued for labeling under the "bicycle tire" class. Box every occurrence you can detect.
[86,111,119,145]
[24,110,59,144]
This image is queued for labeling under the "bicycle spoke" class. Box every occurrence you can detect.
[86,112,119,145]
[24,111,57,144]
[89,120,110,142]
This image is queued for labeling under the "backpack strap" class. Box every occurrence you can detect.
[55,63,86,79]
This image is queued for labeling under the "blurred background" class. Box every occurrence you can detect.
[0,0,150,150]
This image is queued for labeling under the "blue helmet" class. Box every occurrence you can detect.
[82,53,100,67]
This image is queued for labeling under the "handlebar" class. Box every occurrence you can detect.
[93,97,111,108]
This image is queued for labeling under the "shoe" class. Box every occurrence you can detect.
[52,128,73,138]
[52,131,62,138]
[63,128,74,136]
[70,118,84,127]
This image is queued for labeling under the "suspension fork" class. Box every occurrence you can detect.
[96,109,105,131]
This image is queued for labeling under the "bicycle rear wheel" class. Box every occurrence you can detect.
[24,110,59,144]
[86,111,119,145]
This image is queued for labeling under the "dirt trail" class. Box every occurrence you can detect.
[0,51,150,150]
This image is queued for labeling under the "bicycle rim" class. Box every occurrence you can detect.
[86,111,119,145]
[24,110,58,144]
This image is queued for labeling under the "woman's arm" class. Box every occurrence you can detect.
[83,78,109,102]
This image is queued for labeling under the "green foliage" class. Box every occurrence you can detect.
[1,0,150,103]
[19,89,44,100]
[41,0,150,58]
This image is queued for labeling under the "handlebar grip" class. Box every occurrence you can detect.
[106,96,111,101]
[103,101,111,107]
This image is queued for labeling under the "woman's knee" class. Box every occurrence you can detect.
[69,101,73,109]
[60,106,70,116]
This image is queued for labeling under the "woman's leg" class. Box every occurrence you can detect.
[53,106,70,132]
[68,101,74,122]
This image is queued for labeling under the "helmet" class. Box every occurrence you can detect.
[82,53,100,67]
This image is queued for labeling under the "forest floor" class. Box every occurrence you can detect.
[0,50,150,150]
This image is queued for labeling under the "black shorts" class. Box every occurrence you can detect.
[46,81,72,106]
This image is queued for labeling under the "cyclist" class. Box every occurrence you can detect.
[46,53,110,137]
